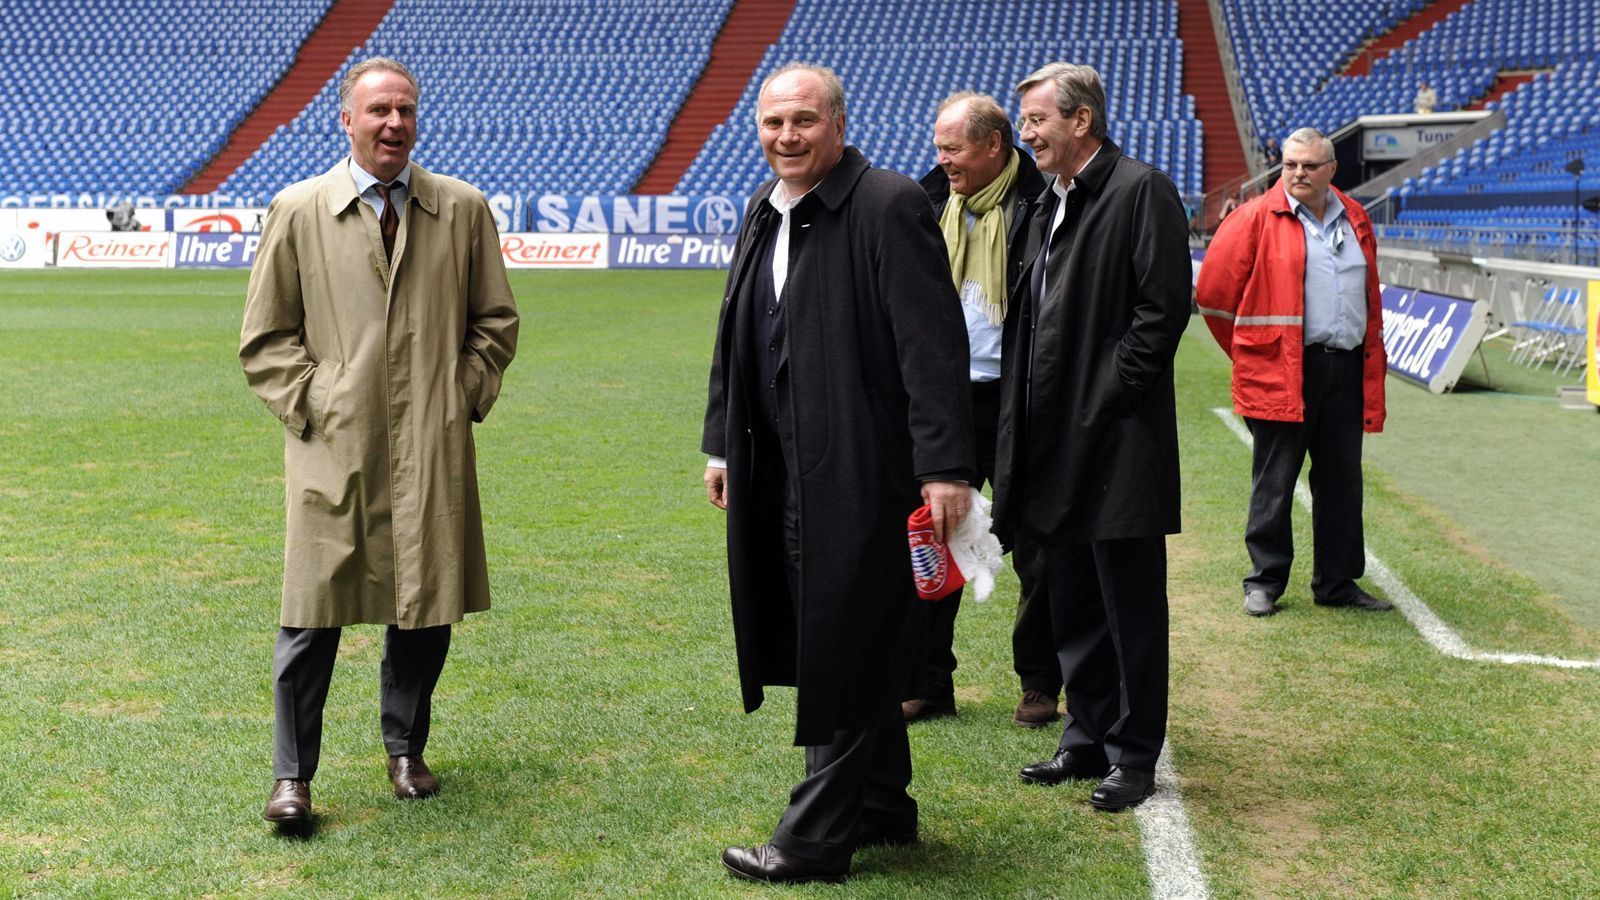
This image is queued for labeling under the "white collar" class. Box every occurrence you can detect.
[767,180,813,214]
[1283,184,1343,223]
[1050,143,1103,198]
[348,157,412,194]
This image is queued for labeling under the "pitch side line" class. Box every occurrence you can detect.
[1136,745,1210,899]
[1211,408,1600,670]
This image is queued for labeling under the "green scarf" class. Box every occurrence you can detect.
[938,151,1019,326]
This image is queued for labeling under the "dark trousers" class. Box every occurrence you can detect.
[1044,537,1168,773]
[759,441,915,867]
[271,623,452,781]
[1243,346,1366,602]
[910,379,1059,703]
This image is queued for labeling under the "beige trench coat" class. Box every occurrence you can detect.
[241,161,518,629]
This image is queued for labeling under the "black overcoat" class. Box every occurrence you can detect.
[992,141,1190,546]
[702,147,974,746]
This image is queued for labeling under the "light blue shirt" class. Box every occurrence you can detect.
[1286,185,1366,350]
[954,206,1006,383]
[348,157,412,219]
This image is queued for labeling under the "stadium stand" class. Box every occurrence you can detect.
[1223,0,1427,148]
[1220,0,1600,262]
[221,0,733,200]
[673,0,1205,202]
[0,0,331,196]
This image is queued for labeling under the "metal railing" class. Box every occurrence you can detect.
[1375,222,1600,267]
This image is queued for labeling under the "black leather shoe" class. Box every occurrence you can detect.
[720,843,848,884]
[387,755,440,799]
[901,697,956,723]
[263,779,311,826]
[1244,590,1278,617]
[1090,766,1156,811]
[1020,749,1108,785]
[1314,588,1393,611]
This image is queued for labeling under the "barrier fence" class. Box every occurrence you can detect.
[0,194,747,271]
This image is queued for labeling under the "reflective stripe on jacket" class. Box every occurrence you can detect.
[1194,184,1386,432]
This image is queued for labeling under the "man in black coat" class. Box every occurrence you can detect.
[702,63,975,884]
[994,63,1190,811]
[907,91,1060,729]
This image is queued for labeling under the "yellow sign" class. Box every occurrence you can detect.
[1589,282,1600,406]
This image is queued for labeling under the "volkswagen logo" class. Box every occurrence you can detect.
[0,234,25,263]
[692,196,740,235]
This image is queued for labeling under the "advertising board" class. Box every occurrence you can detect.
[610,233,736,269]
[171,209,267,232]
[1362,123,1471,161]
[1379,285,1490,393]
[499,232,608,269]
[54,231,173,268]
[0,228,48,268]
[529,194,743,235]
[172,232,260,268]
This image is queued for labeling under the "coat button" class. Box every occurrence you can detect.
[769,342,778,352]
[767,306,776,316]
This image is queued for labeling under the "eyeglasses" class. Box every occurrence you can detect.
[1015,113,1049,133]
[1281,159,1334,173]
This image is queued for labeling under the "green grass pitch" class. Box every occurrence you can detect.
[0,268,1595,896]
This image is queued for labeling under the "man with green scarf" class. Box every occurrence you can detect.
[908,92,1058,728]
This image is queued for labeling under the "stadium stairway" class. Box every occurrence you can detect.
[1176,0,1246,192]
[1343,0,1473,77]
[632,0,796,194]
[1467,71,1538,109]
[182,0,395,194]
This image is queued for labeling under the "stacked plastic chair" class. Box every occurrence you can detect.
[673,0,1204,202]
[1510,285,1588,375]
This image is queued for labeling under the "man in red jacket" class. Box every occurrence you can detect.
[1195,127,1392,617]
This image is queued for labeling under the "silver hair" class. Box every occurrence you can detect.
[1016,62,1107,139]
[1284,127,1334,161]
[339,58,420,113]
[756,62,847,123]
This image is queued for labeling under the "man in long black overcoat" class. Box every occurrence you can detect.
[995,63,1190,811]
[701,63,974,884]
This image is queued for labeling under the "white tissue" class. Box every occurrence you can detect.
[948,487,1004,601]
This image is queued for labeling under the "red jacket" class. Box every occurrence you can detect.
[1195,184,1386,432]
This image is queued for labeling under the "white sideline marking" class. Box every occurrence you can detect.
[1136,746,1210,899]
[1210,407,1600,670]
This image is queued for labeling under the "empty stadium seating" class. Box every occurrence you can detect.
[674,0,1205,201]
[221,0,733,200]
[1222,0,1600,261]
[1223,0,1425,146]
[0,0,331,196]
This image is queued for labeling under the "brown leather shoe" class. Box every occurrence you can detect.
[262,779,311,825]
[901,697,956,723]
[721,843,848,884]
[387,755,440,799]
[1013,689,1061,727]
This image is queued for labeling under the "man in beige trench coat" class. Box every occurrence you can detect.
[240,57,518,828]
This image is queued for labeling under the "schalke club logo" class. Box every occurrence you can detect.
[0,234,26,263]
[692,196,740,234]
